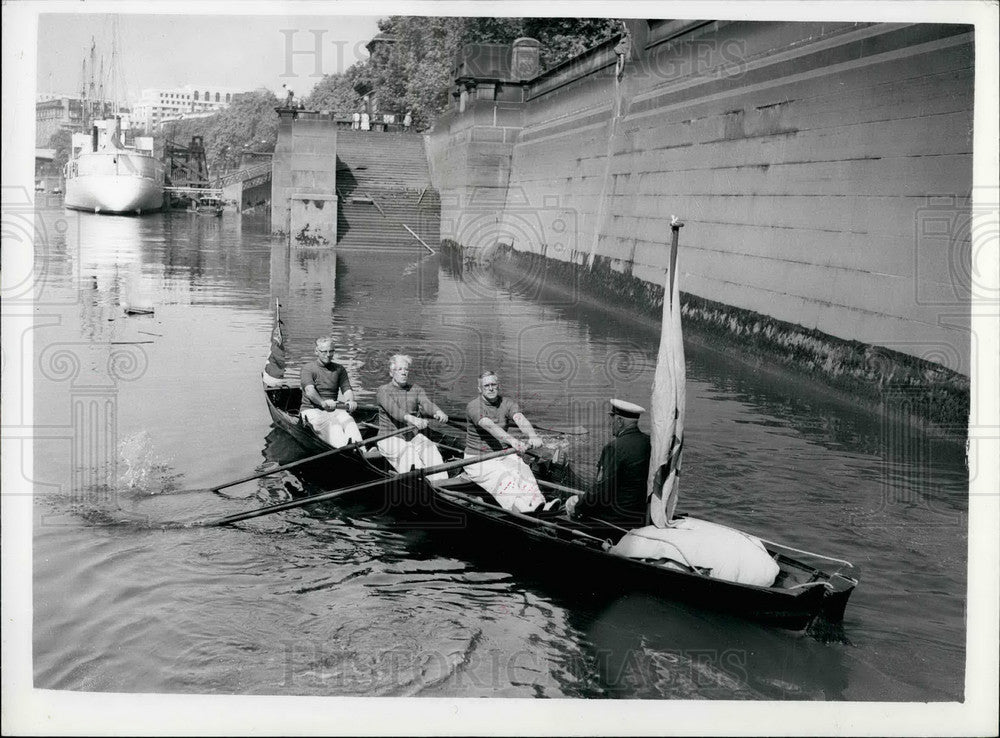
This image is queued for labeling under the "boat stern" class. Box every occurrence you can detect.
[820,572,858,622]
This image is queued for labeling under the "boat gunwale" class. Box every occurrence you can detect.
[261,378,853,620]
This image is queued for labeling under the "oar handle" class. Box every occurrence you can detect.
[200,447,517,527]
[331,402,379,413]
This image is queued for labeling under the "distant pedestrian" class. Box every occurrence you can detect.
[360,112,370,131]
[352,111,360,130]
[403,111,412,131]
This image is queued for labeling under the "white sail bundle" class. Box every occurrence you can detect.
[647,216,686,527]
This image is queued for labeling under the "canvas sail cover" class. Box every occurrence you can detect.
[264,299,286,379]
[647,218,686,527]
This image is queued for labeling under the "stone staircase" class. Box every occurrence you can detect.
[336,130,440,251]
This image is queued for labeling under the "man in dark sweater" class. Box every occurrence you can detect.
[566,399,651,528]
[300,337,363,448]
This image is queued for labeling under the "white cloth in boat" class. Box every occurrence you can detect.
[301,408,363,449]
[463,452,545,513]
[377,434,447,481]
[609,517,779,587]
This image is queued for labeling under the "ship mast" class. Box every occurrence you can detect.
[110,16,119,117]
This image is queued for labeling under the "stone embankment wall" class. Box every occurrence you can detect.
[426,20,973,430]
[271,110,338,245]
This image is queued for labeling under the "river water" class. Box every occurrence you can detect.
[29,204,968,700]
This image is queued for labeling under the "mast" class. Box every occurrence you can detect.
[98,55,105,114]
[88,37,97,101]
[647,217,687,527]
[110,16,119,116]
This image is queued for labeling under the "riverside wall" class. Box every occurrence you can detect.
[426,20,974,429]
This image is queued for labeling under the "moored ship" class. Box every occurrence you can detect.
[64,116,164,215]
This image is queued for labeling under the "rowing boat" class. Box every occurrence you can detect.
[260,371,858,631]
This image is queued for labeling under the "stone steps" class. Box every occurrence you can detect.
[337,189,440,250]
[334,130,438,248]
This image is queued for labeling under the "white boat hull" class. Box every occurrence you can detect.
[64,174,163,215]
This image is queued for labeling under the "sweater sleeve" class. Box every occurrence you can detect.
[415,385,441,417]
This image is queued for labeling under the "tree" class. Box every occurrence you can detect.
[205,88,279,164]
[46,128,74,175]
[158,88,280,171]
[306,62,373,114]
[341,16,622,131]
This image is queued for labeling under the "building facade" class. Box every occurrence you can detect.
[131,85,245,131]
[35,95,115,146]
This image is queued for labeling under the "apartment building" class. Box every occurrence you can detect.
[132,85,245,131]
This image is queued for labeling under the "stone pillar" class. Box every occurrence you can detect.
[270,109,338,245]
[510,37,541,81]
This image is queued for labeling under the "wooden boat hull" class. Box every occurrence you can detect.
[262,378,857,630]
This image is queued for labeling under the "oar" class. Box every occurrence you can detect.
[434,422,556,463]
[442,416,587,438]
[198,447,517,527]
[431,485,609,546]
[209,425,413,493]
[328,402,380,414]
[532,423,589,436]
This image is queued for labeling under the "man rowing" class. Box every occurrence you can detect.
[463,370,546,512]
[300,337,364,448]
[566,399,651,528]
[376,354,449,481]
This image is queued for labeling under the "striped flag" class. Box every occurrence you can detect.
[647,217,686,527]
[264,299,286,380]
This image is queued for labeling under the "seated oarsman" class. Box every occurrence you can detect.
[463,370,546,512]
[299,337,364,448]
[566,399,651,528]
[376,354,449,481]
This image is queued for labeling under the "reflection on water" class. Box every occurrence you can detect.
[30,205,967,700]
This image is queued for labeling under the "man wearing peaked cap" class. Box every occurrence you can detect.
[566,399,651,527]
[609,399,644,419]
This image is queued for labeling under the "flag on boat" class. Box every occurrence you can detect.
[264,299,286,380]
[647,216,686,528]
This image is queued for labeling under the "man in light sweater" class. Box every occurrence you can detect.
[375,354,449,480]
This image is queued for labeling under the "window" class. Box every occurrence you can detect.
[215,92,220,102]
[225,93,231,103]
[194,91,199,101]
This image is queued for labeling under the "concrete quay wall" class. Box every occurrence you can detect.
[426,20,975,398]
[271,111,338,246]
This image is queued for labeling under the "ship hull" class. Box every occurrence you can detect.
[64,149,164,215]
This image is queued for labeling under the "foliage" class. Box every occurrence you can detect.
[302,16,621,131]
[158,88,279,170]
[46,128,74,174]
[305,62,373,114]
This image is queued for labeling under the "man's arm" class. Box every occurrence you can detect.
[337,370,357,412]
[477,417,526,453]
[511,412,543,449]
[304,384,336,411]
[417,387,448,424]
[570,445,616,518]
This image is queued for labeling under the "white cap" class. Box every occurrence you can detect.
[609,399,645,418]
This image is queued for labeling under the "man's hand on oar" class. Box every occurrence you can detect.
[441,416,588,438]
